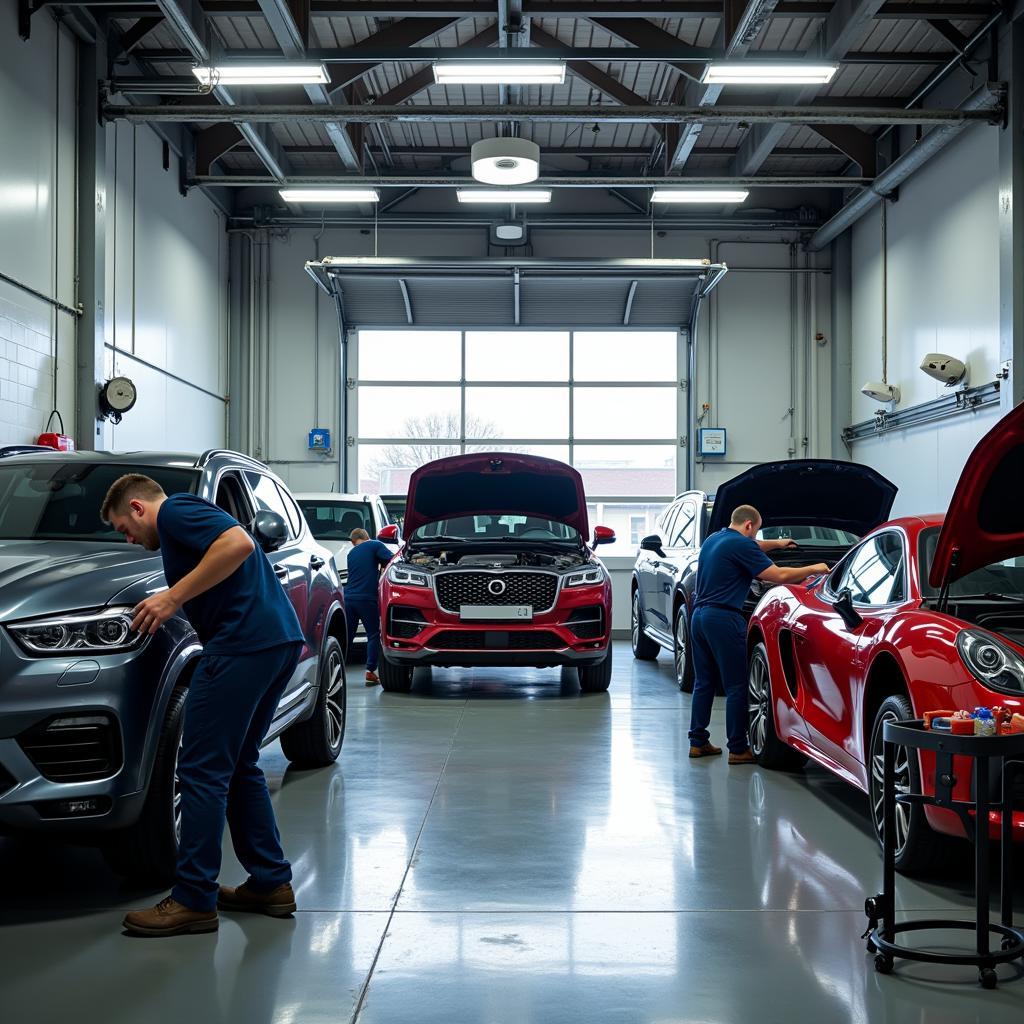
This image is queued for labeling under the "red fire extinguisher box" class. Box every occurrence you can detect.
[37,412,75,452]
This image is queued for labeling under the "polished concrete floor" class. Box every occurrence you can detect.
[1,642,1023,1022]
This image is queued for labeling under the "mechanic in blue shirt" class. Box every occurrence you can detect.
[345,528,394,685]
[689,504,829,764]
[101,475,305,937]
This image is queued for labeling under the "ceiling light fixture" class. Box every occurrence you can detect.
[279,189,380,203]
[471,138,541,185]
[193,63,330,86]
[457,189,552,204]
[433,61,566,85]
[700,63,838,85]
[650,190,749,204]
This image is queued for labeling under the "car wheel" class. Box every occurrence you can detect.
[673,603,695,693]
[102,684,187,884]
[869,694,950,874]
[631,589,660,661]
[747,642,806,771]
[280,636,346,768]
[578,645,613,692]
[379,652,414,693]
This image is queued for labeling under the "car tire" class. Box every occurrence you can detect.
[379,652,414,693]
[280,637,346,769]
[869,694,952,875]
[673,603,695,693]
[747,642,806,771]
[102,684,187,884]
[631,589,660,661]
[578,645,613,692]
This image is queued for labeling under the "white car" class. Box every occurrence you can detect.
[295,492,396,586]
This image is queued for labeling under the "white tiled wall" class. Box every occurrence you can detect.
[0,295,58,446]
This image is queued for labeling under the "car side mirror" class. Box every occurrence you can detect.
[640,534,666,557]
[832,587,863,631]
[252,510,288,553]
[377,524,400,544]
[593,525,616,547]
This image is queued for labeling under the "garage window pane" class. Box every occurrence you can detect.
[573,331,677,381]
[465,331,569,381]
[358,330,461,381]
[358,444,458,493]
[587,502,666,556]
[465,387,569,440]
[573,387,676,440]
[574,445,676,497]
[358,386,461,439]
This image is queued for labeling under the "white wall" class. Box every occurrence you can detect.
[848,123,1002,516]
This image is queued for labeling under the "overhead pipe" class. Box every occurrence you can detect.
[806,82,1005,252]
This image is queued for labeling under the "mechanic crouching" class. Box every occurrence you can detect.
[688,504,829,764]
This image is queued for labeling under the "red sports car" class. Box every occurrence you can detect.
[376,452,615,694]
[747,403,1024,872]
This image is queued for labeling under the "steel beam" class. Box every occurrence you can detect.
[191,174,870,187]
[234,143,842,158]
[107,102,1001,125]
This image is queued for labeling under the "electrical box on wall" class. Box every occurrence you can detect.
[698,428,727,457]
[308,428,332,452]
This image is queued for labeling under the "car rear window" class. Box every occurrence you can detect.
[299,500,372,541]
[0,462,199,541]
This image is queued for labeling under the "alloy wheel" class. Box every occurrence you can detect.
[871,710,912,856]
[631,592,641,650]
[748,654,769,757]
[173,733,183,844]
[324,649,346,750]
[674,611,687,685]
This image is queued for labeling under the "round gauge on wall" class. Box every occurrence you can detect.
[99,376,138,424]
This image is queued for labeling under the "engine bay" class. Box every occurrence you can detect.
[405,546,588,572]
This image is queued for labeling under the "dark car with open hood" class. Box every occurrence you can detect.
[0,449,348,882]
[375,452,616,693]
[630,459,898,691]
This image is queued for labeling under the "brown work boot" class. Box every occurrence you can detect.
[729,749,757,765]
[689,742,723,759]
[365,670,380,686]
[218,881,296,917]
[123,896,218,937]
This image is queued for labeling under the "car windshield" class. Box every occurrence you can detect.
[0,462,198,542]
[757,525,859,547]
[298,500,371,541]
[413,514,579,544]
[918,526,1024,599]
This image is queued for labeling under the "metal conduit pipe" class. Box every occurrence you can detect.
[807,82,1005,251]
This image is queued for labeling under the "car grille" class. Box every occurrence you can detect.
[567,606,605,640]
[17,714,123,783]
[389,605,427,639]
[434,571,559,613]
[429,630,565,651]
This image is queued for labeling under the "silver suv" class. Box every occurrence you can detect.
[0,449,348,881]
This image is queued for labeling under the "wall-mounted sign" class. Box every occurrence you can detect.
[698,427,727,456]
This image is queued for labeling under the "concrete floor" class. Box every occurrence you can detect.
[1,641,1022,1022]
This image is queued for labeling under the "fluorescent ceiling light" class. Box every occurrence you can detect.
[650,189,749,204]
[456,190,552,204]
[433,61,566,85]
[701,63,837,85]
[193,63,329,86]
[279,189,380,203]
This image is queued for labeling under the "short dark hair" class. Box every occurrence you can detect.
[350,528,370,542]
[730,504,761,528]
[101,474,166,523]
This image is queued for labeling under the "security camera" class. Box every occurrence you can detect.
[861,381,901,404]
[920,353,968,387]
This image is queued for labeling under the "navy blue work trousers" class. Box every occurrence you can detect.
[344,594,382,671]
[172,642,301,911]
[688,606,750,755]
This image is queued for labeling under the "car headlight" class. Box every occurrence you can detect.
[564,565,605,588]
[957,629,1024,694]
[387,563,430,587]
[6,607,145,657]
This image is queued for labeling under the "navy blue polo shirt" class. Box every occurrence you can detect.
[156,493,304,655]
[344,539,392,600]
[693,528,773,613]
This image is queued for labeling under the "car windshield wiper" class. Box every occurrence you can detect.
[412,535,471,543]
[956,592,1024,602]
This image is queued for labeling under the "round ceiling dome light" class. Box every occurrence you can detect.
[471,138,540,185]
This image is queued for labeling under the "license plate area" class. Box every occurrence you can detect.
[459,605,533,622]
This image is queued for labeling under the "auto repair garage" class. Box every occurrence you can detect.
[3,0,1024,1019]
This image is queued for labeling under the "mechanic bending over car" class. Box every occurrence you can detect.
[344,527,393,686]
[688,504,830,765]
[101,474,305,937]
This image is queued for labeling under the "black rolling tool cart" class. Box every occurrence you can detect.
[863,719,1024,989]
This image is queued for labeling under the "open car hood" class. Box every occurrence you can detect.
[930,402,1024,587]
[707,459,897,537]
[403,452,589,538]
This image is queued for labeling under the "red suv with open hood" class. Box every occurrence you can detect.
[376,453,615,693]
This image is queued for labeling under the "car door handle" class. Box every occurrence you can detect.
[274,565,288,584]
[309,555,325,570]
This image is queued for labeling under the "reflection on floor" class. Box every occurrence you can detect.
[1,642,1022,1023]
